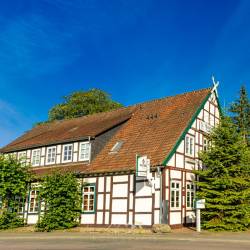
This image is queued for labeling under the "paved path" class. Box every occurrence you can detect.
[0,232,249,250]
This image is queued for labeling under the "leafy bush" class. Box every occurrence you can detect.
[0,211,24,229]
[36,172,81,232]
[0,155,30,229]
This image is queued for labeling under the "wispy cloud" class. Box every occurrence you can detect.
[0,99,31,147]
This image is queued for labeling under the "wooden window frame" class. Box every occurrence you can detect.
[46,146,56,165]
[82,184,96,214]
[79,142,91,161]
[62,144,73,163]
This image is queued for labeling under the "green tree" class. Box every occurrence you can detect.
[48,88,123,121]
[229,85,250,145]
[0,155,30,229]
[195,117,250,231]
[36,172,81,231]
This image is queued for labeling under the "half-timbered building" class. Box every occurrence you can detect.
[0,87,221,228]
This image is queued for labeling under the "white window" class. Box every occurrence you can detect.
[83,185,95,212]
[62,144,73,163]
[186,183,195,208]
[46,146,56,165]
[79,142,91,161]
[14,196,24,213]
[203,138,208,152]
[29,189,40,213]
[170,181,181,209]
[185,136,194,156]
[31,149,41,166]
[18,151,27,166]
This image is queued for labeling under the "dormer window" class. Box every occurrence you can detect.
[62,144,73,163]
[31,149,41,166]
[79,142,91,161]
[110,141,124,153]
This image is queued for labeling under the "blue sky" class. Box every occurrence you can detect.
[0,0,250,147]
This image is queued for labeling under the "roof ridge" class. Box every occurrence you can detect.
[36,87,211,127]
[127,87,211,108]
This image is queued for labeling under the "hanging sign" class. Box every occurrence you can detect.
[195,199,206,209]
[136,155,150,177]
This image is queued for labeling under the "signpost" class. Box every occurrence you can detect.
[195,199,205,232]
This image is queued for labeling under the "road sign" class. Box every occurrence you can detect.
[195,199,205,209]
[136,155,150,177]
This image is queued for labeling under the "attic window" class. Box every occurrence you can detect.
[110,141,124,153]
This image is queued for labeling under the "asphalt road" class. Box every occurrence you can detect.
[0,232,249,250]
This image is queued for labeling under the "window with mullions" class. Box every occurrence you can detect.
[31,149,41,166]
[185,135,194,156]
[14,196,25,213]
[62,144,73,163]
[18,151,27,166]
[186,183,195,209]
[170,181,181,209]
[29,189,40,213]
[83,185,95,213]
[46,146,56,164]
[79,142,91,161]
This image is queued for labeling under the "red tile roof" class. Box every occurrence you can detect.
[0,107,134,153]
[27,88,212,176]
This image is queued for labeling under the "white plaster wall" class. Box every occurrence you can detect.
[96,212,103,224]
[167,155,175,166]
[111,214,127,225]
[41,147,45,156]
[186,173,195,181]
[170,170,181,179]
[188,128,195,135]
[105,212,109,224]
[154,191,160,208]
[73,142,78,152]
[98,177,104,192]
[129,175,134,191]
[84,178,96,183]
[154,175,160,189]
[112,199,127,212]
[105,194,110,210]
[176,154,184,168]
[113,175,128,182]
[106,177,111,192]
[135,214,151,225]
[81,214,95,224]
[40,157,45,166]
[154,210,160,224]
[97,194,104,210]
[204,101,209,111]
[198,110,203,119]
[128,212,133,225]
[185,162,195,170]
[170,212,182,225]
[129,193,133,210]
[27,215,39,224]
[57,145,61,154]
[73,152,78,162]
[27,150,31,158]
[112,184,128,197]
[56,155,61,164]
[176,141,184,153]
[135,198,152,212]
[135,182,152,197]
